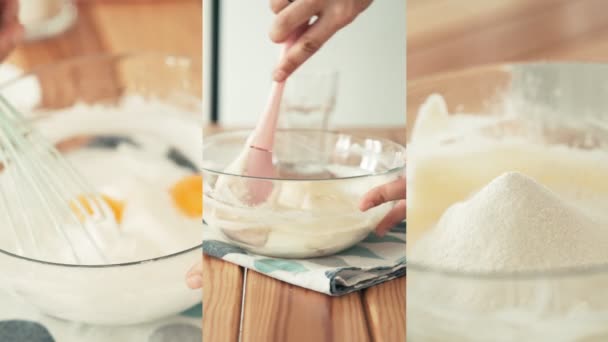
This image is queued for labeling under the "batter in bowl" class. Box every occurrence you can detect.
[0,96,203,325]
[0,97,202,265]
[204,137,397,258]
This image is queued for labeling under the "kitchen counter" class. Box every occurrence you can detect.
[202,126,406,342]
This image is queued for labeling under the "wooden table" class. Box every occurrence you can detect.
[408,0,608,81]
[202,127,406,342]
[6,0,201,71]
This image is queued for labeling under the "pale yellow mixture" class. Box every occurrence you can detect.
[407,94,608,248]
[205,144,394,258]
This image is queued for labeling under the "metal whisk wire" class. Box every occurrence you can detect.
[0,95,115,264]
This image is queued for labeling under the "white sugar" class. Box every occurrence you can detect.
[410,172,608,272]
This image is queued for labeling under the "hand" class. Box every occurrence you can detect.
[269,0,373,82]
[0,0,23,60]
[186,260,202,289]
[359,177,406,236]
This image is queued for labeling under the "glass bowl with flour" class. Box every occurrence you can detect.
[203,130,405,258]
[407,63,608,341]
[0,54,202,325]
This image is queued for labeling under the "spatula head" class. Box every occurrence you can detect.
[244,147,276,205]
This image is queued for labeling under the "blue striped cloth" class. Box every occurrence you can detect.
[203,222,406,296]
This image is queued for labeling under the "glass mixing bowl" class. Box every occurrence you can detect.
[0,53,202,325]
[202,130,406,258]
[407,63,608,341]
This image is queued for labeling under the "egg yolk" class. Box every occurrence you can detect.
[170,174,203,218]
[72,195,124,224]
[100,195,125,223]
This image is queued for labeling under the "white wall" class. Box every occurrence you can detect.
[214,0,406,127]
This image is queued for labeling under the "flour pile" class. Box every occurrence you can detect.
[410,172,608,272]
[407,93,608,341]
[408,172,608,341]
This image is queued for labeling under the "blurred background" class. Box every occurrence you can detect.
[407,0,608,81]
[204,0,406,128]
[3,0,202,88]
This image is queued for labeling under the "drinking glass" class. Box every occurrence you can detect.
[279,69,339,130]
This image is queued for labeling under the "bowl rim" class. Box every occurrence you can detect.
[408,61,608,279]
[202,128,407,181]
[0,52,202,268]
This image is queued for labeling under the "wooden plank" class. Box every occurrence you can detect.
[89,0,203,97]
[89,0,202,62]
[7,0,202,68]
[407,0,557,46]
[407,0,608,80]
[5,3,127,110]
[7,2,108,68]
[202,254,244,342]
[529,26,608,61]
[363,277,406,342]
[241,270,370,342]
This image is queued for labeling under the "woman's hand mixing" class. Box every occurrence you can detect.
[360,177,406,236]
[269,0,373,82]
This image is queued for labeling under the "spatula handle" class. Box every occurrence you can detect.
[250,28,305,150]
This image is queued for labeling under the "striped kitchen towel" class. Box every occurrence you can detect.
[203,221,406,296]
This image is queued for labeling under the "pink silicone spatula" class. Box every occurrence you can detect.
[244,31,302,205]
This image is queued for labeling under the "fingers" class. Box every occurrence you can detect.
[269,0,291,14]
[186,261,203,289]
[375,200,406,236]
[359,177,406,211]
[272,16,338,82]
[356,0,374,13]
[269,0,322,43]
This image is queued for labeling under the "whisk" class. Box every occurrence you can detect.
[0,95,118,264]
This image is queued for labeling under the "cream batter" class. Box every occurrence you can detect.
[0,96,202,265]
[205,141,397,258]
[0,96,202,325]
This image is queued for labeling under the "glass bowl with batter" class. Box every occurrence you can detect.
[202,129,406,259]
[0,53,202,325]
[407,63,608,341]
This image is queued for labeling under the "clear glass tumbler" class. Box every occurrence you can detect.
[279,70,339,130]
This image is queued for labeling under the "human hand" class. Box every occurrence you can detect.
[186,260,202,289]
[359,177,406,236]
[0,0,23,60]
[269,0,373,82]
